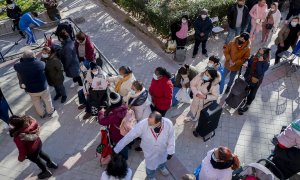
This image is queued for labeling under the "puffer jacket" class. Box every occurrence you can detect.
[224,37,251,71]
[277,119,300,149]
[127,89,151,121]
[13,119,41,162]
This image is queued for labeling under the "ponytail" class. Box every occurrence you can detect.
[231,154,240,170]
[156,67,172,79]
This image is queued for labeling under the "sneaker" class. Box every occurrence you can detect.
[53,94,61,101]
[135,147,143,152]
[193,130,199,137]
[61,96,67,103]
[225,86,231,94]
[78,104,86,110]
[47,161,58,169]
[48,109,57,118]
[70,82,76,88]
[203,53,208,57]
[159,167,170,176]
[37,170,52,179]
[83,113,92,120]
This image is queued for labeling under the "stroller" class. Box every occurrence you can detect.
[232,159,284,180]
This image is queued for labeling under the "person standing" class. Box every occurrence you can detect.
[207,56,225,94]
[170,15,190,49]
[149,67,173,117]
[19,12,46,45]
[41,47,67,103]
[261,2,282,43]
[58,31,83,88]
[43,0,61,22]
[114,111,175,180]
[75,32,95,69]
[274,16,300,64]
[245,0,258,33]
[286,0,300,23]
[223,32,251,94]
[225,0,249,44]
[238,48,270,114]
[192,9,213,58]
[249,0,268,41]
[6,0,25,38]
[14,50,55,118]
[9,115,58,179]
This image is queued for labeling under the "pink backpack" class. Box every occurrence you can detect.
[119,109,137,136]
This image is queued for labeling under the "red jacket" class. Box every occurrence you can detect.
[149,76,173,111]
[13,119,41,162]
[75,35,95,61]
[98,105,128,144]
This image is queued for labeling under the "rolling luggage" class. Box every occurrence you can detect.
[195,101,222,142]
[174,46,187,64]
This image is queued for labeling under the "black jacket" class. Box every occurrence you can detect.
[194,17,213,41]
[60,38,80,78]
[6,5,22,20]
[227,4,249,30]
[128,90,149,106]
[42,53,64,86]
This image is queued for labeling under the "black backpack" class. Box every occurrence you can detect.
[55,22,75,41]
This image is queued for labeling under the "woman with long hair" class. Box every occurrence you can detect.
[101,154,132,180]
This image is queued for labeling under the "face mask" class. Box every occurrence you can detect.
[291,22,298,27]
[130,89,136,95]
[92,70,99,75]
[153,74,159,80]
[118,75,124,79]
[7,4,15,9]
[207,63,214,68]
[238,39,244,45]
[201,15,207,19]
[41,53,49,58]
[237,4,244,8]
[203,75,210,81]
[181,74,188,79]
[270,8,275,11]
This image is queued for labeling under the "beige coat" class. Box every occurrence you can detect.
[108,74,136,103]
[189,72,221,118]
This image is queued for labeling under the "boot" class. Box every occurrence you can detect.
[61,96,67,103]
[47,161,58,169]
[38,170,52,179]
[53,94,61,101]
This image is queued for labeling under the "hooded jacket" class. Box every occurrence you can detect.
[224,37,251,71]
[6,4,22,20]
[13,119,41,162]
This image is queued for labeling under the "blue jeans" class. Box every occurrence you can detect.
[146,163,166,179]
[23,27,36,45]
[223,67,238,88]
[225,27,242,44]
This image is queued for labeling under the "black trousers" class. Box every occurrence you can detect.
[176,37,187,49]
[193,39,207,56]
[12,19,24,37]
[72,76,83,86]
[27,143,51,172]
[151,105,168,117]
[246,83,261,106]
[275,44,290,64]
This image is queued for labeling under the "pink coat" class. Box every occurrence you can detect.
[249,4,268,32]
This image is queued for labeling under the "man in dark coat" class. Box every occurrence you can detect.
[14,50,55,118]
[192,9,213,58]
[225,0,249,44]
[41,47,67,103]
[43,0,61,21]
[59,31,83,88]
[6,0,25,38]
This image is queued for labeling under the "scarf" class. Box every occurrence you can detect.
[115,74,131,93]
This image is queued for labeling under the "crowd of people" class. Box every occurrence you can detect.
[0,0,300,180]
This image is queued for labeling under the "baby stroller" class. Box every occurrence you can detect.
[232,159,284,180]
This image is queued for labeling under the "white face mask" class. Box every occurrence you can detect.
[203,75,210,81]
[201,15,207,19]
[270,8,275,11]
[207,63,214,68]
[118,75,124,79]
[130,89,136,95]
[181,74,188,79]
[41,53,49,58]
[153,74,159,80]
[7,4,15,9]
[182,19,187,23]
[92,70,99,75]
[291,22,298,27]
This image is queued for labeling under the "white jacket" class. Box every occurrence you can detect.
[100,168,132,180]
[199,149,232,180]
[127,88,151,121]
[83,67,108,94]
[114,118,175,170]
[108,74,136,103]
[267,9,281,29]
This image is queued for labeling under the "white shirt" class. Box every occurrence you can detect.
[101,168,132,180]
[114,118,175,170]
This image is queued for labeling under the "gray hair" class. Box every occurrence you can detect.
[22,49,36,59]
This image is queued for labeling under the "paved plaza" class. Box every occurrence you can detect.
[0,0,300,179]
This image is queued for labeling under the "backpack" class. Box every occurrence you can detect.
[54,21,75,41]
[96,128,112,166]
[119,109,137,136]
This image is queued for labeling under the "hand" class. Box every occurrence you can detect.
[280,42,284,47]
[84,92,89,96]
[167,154,173,160]
[258,56,264,61]
[200,32,205,36]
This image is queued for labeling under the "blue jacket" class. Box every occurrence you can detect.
[18,12,45,31]
[60,38,80,78]
[194,16,213,40]
[217,64,225,94]
[14,58,48,93]
[292,40,300,55]
[244,56,269,84]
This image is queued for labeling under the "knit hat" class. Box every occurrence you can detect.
[90,62,97,70]
[291,119,300,135]
[200,9,208,15]
[240,32,250,41]
[109,92,121,105]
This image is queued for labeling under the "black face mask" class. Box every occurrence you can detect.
[237,4,244,8]
[237,40,244,45]
[210,153,233,170]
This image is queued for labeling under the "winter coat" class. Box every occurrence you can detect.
[199,149,233,180]
[75,35,95,61]
[6,5,22,20]
[224,37,251,71]
[174,65,199,88]
[170,20,191,40]
[217,64,226,94]
[263,9,281,29]
[149,76,173,111]
[114,118,175,170]
[13,119,41,162]
[277,122,300,149]
[292,40,300,54]
[60,38,80,78]
[127,89,151,121]
[249,4,268,32]
[98,105,128,143]
[227,4,250,30]
[244,55,270,85]
[291,0,300,10]
[275,24,300,47]
[83,67,107,94]
[101,168,132,180]
[14,58,48,93]
[42,53,64,86]
[189,72,221,118]
[43,0,59,21]
[194,16,213,41]
[108,74,136,103]
[18,12,45,31]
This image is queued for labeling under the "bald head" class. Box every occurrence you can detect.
[22,49,36,59]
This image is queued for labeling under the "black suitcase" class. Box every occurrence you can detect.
[195,101,222,142]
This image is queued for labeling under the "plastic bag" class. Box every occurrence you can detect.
[175,88,191,104]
